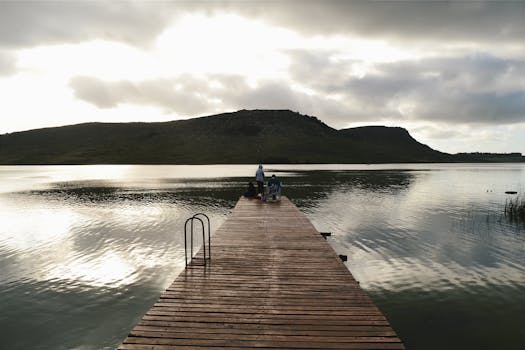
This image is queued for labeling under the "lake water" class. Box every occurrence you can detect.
[1,164,524,349]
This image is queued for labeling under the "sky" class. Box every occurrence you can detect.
[1,0,524,154]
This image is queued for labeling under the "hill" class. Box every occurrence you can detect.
[0,109,459,164]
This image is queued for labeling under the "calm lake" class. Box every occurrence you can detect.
[1,164,524,349]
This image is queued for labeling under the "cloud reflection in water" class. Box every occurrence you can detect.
[1,164,524,350]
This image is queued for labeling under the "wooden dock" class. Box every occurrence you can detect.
[118,196,404,350]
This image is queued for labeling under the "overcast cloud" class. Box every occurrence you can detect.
[1,1,525,153]
[69,74,348,123]
[259,1,525,44]
[2,1,524,47]
[0,51,16,76]
[0,2,174,48]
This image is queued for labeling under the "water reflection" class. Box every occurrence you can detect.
[295,166,525,350]
[1,164,524,350]
[373,284,525,349]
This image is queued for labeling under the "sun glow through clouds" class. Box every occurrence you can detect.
[155,14,293,78]
[0,3,524,152]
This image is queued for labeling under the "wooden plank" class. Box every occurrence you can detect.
[118,196,404,349]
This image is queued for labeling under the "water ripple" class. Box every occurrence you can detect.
[1,164,525,350]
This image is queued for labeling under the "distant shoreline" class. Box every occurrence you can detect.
[1,110,523,165]
[1,161,524,166]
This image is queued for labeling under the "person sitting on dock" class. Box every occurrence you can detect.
[266,174,281,201]
[243,181,257,198]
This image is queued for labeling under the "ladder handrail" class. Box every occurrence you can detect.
[192,213,211,261]
[183,214,211,267]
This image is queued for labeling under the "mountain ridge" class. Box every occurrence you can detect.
[0,109,521,164]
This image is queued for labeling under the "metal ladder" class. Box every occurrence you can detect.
[184,213,211,267]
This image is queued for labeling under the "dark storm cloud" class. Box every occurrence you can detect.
[1,1,524,49]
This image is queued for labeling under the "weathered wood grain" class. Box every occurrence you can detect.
[118,196,404,349]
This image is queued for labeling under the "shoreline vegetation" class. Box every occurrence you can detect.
[0,109,523,165]
[505,197,525,222]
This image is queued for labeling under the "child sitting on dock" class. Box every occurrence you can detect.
[266,174,281,201]
[243,181,257,198]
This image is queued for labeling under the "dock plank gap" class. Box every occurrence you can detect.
[118,196,404,350]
